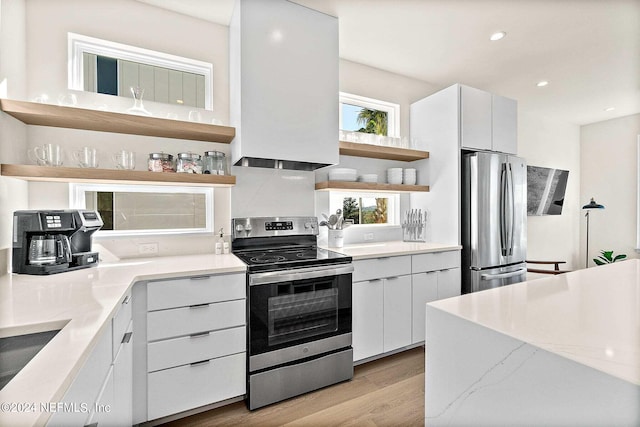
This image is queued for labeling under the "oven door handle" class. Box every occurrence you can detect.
[249,263,354,286]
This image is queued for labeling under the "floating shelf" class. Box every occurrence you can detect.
[315,181,429,193]
[0,164,235,187]
[0,99,235,143]
[338,141,429,162]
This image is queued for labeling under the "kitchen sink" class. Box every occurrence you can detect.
[0,329,60,390]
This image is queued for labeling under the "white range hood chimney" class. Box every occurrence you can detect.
[229,0,339,171]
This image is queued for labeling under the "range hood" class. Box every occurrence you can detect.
[229,0,339,171]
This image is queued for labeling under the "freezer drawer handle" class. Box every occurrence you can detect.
[480,268,526,280]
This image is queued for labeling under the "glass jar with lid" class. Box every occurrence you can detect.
[203,151,228,175]
[148,152,175,172]
[176,152,203,174]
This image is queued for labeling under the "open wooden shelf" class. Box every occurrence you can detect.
[315,181,429,193]
[0,164,235,187]
[0,99,235,143]
[339,141,429,162]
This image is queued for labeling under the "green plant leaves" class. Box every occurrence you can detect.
[593,250,627,265]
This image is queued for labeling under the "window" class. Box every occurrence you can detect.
[68,33,213,109]
[339,92,400,137]
[330,192,400,226]
[69,184,214,236]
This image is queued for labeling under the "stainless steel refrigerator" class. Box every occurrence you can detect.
[462,151,527,293]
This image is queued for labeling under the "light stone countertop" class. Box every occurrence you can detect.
[428,259,640,386]
[320,240,462,260]
[0,253,246,427]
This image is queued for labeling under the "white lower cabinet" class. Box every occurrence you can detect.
[47,293,133,427]
[383,275,412,352]
[134,272,247,423]
[352,250,461,361]
[352,279,383,361]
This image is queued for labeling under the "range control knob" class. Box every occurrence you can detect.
[245,223,253,232]
[235,224,244,233]
[304,222,315,230]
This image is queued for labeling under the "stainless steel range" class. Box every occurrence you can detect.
[232,216,353,410]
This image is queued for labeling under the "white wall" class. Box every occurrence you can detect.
[580,113,640,266]
[518,111,581,271]
[0,0,28,272]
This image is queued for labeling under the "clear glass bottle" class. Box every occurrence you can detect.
[176,152,203,174]
[203,151,227,175]
[148,152,175,172]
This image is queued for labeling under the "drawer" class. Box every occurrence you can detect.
[112,291,132,360]
[147,326,246,372]
[353,255,411,282]
[412,251,460,273]
[147,273,245,311]
[147,352,246,421]
[147,299,245,341]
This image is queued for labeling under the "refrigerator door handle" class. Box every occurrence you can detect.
[481,268,527,280]
[500,163,508,256]
[507,163,515,256]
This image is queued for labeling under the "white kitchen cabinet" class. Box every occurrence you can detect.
[382,275,413,352]
[47,291,133,427]
[411,271,438,344]
[460,85,492,151]
[352,257,412,362]
[133,272,246,423]
[492,94,518,154]
[411,251,461,344]
[229,0,339,168]
[459,85,518,154]
[352,279,384,361]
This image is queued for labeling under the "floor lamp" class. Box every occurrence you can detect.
[583,197,605,268]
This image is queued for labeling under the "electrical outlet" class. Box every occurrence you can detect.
[364,233,374,241]
[138,242,159,255]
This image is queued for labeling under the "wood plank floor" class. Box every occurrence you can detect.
[164,347,425,427]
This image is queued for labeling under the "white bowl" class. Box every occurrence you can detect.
[329,168,358,182]
[388,176,403,185]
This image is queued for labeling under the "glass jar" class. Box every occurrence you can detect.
[176,152,203,174]
[203,151,227,175]
[148,152,175,172]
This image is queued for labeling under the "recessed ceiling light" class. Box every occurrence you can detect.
[490,31,506,41]
[536,81,549,87]
[604,106,615,112]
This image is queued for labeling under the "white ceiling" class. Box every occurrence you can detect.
[136,0,640,125]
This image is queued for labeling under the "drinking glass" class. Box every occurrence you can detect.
[113,150,136,170]
[73,147,99,168]
[29,144,64,167]
[188,110,202,122]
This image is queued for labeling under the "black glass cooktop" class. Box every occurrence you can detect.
[233,245,351,272]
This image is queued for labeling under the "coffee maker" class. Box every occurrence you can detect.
[13,210,103,275]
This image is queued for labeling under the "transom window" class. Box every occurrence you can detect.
[339,92,400,138]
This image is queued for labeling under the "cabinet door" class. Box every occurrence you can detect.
[460,85,492,151]
[492,94,517,154]
[383,275,412,352]
[437,268,462,299]
[86,366,114,427]
[412,272,438,344]
[352,279,383,361]
[112,322,133,427]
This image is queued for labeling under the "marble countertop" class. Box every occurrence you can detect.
[321,241,462,260]
[429,259,640,385]
[0,253,246,427]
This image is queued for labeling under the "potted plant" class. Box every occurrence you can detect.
[593,250,627,266]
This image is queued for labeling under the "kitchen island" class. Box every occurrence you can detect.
[425,260,640,426]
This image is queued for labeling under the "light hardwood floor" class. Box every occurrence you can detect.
[164,347,425,427]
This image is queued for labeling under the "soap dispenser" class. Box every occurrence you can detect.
[215,228,224,255]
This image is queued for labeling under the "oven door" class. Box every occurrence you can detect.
[248,263,353,371]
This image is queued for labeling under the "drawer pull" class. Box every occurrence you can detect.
[121,332,133,344]
[386,276,399,280]
[122,295,131,305]
[369,279,382,283]
[378,257,391,260]
[190,331,210,339]
[189,303,210,309]
[190,359,211,367]
[190,275,211,281]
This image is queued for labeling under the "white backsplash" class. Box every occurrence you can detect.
[231,166,315,218]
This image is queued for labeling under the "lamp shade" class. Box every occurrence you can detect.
[582,198,604,209]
